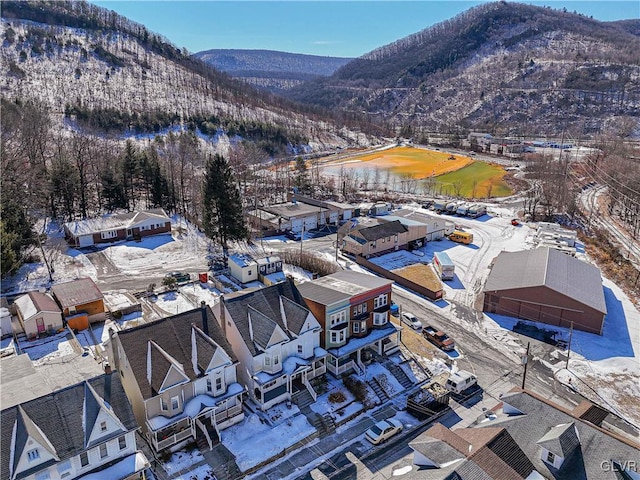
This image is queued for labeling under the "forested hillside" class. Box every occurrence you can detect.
[0,1,382,278]
[194,49,352,92]
[287,2,640,136]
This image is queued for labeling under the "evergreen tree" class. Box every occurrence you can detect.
[50,155,80,221]
[101,166,127,212]
[121,140,139,211]
[0,200,36,277]
[294,156,311,194]
[202,154,247,252]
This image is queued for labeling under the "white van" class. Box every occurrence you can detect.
[445,370,477,394]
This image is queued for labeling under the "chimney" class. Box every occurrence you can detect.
[200,301,209,336]
[104,363,112,374]
[108,328,119,373]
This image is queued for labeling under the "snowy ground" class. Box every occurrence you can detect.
[162,449,204,476]
[355,205,640,426]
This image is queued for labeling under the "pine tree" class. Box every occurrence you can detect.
[202,154,247,252]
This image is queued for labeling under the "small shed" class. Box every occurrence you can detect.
[51,278,106,323]
[1,307,12,339]
[14,292,63,339]
[228,254,258,284]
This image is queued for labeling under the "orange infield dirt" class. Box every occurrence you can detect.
[328,146,474,179]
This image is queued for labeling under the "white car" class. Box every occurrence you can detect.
[365,418,403,445]
[401,312,423,330]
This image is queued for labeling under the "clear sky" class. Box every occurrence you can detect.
[91,1,640,58]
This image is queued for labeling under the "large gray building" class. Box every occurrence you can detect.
[483,248,607,335]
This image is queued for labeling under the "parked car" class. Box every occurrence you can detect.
[285,230,302,241]
[401,312,423,330]
[365,418,403,445]
[423,325,455,351]
[165,271,190,283]
[445,370,478,394]
[511,218,520,226]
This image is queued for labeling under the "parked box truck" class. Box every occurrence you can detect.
[433,251,455,280]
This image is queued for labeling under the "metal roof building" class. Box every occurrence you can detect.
[483,248,607,335]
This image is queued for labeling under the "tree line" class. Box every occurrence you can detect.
[0,98,247,276]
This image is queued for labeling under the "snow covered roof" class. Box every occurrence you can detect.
[64,209,170,237]
[14,292,61,320]
[298,270,393,306]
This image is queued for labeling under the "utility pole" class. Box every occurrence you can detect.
[565,321,574,370]
[521,342,530,390]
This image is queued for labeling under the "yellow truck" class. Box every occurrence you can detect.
[448,230,473,244]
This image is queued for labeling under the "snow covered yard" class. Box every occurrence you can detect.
[152,291,200,316]
[221,411,316,472]
[161,449,204,476]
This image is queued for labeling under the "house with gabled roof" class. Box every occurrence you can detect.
[297,271,401,376]
[64,208,171,248]
[406,390,640,479]
[13,291,63,339]
[340,219,409,258]
[217,279,326,411]
[105,304,245,453]
[0,372,148,480]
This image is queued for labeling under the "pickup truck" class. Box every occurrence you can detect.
[423,325,455,351]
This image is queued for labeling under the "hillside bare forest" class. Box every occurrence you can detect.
[286,2,640,137]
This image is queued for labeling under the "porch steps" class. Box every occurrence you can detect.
[195,419,219,452]
[368,377,390,403]
[307,411,336,438]
[195,431,209,452]
[292,388,315,410]
[386,362,415,390]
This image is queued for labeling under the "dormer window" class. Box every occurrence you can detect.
[206,379,212,392]
[27,448,40,462]
[100,421,107,432]
[546,451,555,463]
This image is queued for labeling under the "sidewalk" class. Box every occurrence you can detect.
[248,405,398,480]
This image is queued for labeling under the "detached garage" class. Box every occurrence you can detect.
[483,248,607,335]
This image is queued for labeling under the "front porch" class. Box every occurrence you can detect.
[325,323,400,376]
[147,416,194,452]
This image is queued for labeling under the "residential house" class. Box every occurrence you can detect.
[13,292,63,339]
[297,271,401,376]
[256,256,286,286]
[64,209,171,248]
[227,253,258,284]
[217,279,326,411]
[378,215,427,249]
[340,219,409,258]
[483,248,607,334]
[407,390,640,479]
[106,304,245,453]
[51,278,106,324]
[0,372,149,480]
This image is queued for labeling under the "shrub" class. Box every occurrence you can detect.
[328,391,347,404]
[343,375,367,403]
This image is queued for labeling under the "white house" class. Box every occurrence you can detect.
[14,292,63,339]
[217,279,326,411]
[0,372,149,480]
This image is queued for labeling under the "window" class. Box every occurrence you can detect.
[546,451,555,463]
[118,435,127,450]
[374,294,388,309]
[382,237,386,243]
[206,379,212,392]
[215,377,222,391]
[171,396,179,410]
[329,330,346,344]
[100,421,107,432]
[80,452,89,467]
[160,397,168,411]
[353,322,360,333]
[35,471,50,480]
[264,356,271,366]
[274,355,279,365]
[353,303,367,316]
[373,312,387,326]
[100,230,118,240]
[27,449,40,462]
[297,345,303,354]
[99,443,108,459]
[57,460,72,477]
[330,310,347,327]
